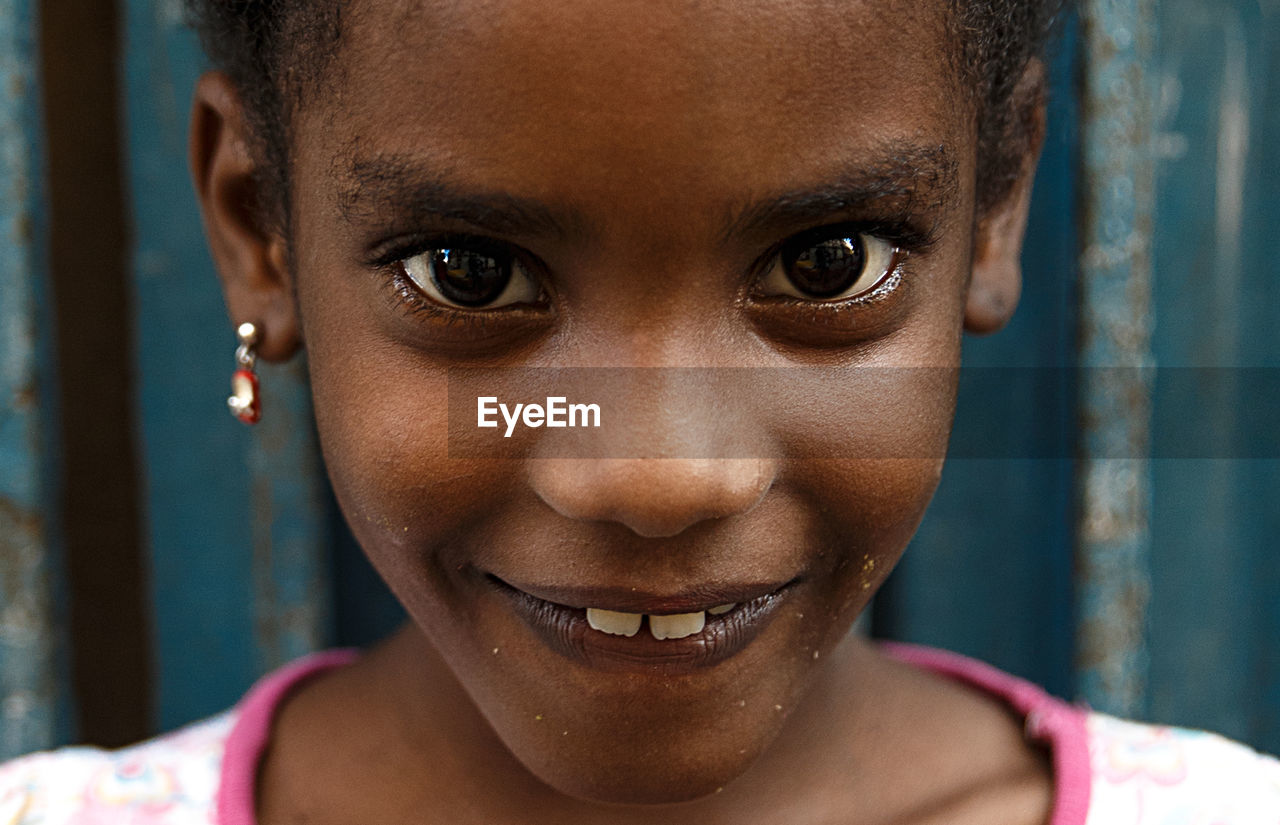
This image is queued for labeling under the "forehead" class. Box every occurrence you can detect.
[300,0,970,234]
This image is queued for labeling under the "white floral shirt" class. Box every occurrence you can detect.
[0,713,230,824]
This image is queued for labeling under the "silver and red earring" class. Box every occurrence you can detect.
[227,321,261,425]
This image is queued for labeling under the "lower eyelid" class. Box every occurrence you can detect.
[855,266,902,306]
[383,267,555,344]
[779,265,903,309]
[743,261,912,348]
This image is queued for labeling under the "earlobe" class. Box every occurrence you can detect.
[963,176,1032,335]
[963,62,1047,336]
[189,72,299,362]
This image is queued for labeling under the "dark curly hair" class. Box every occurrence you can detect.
[188,0,1063,235]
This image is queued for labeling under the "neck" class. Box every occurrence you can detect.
[368,624,897,825]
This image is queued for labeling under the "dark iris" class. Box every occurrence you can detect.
[780,235,866,298]
[429,247,512,307]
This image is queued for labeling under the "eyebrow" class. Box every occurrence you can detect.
[337,140,958,245]
[337,155,579,239]
[721,142,959,244]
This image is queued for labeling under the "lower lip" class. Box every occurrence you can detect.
[490,579,793,675]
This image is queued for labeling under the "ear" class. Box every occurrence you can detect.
[964,61,1048,335]
[189,72,299,361]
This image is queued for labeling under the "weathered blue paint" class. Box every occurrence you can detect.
[250,357,332,671]
[1146,0,1280,755]
[0,0,72,757]
[330,519,405,649]
[1074,0,1158,718]
[123,0,331,730]
[873,10,1080,700]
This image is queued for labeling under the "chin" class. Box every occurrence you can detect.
[531,755,751,806]
[482,671,786,807]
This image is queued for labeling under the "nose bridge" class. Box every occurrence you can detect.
[528,455,775,539]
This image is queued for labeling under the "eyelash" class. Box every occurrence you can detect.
[388,270,498,328]
[769,218,930,267]
[745,217,929,303]
[370,236,544,330]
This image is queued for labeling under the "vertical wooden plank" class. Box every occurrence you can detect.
[1075,0,1157,718]
[123,0,330,731]
[872,11,1079,699]
[0,0,71,757]
[40,0,150,748]
[1146,0,1280,754]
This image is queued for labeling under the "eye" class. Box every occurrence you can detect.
[758,230,898,301]
[401,241,541,309]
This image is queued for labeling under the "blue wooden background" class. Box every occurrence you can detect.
[1,0,1277,758]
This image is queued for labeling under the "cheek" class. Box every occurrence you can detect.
[304,341,506,607]
[786,365,956,620]
[807,457,946,599]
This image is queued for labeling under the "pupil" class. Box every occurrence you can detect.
[430,248,511,307]
[784,236,865,298]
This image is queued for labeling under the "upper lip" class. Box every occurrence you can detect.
[491,575,795,614]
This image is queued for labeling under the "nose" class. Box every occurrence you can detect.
[528,457,775,538]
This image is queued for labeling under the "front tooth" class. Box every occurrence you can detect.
[649,611,706,640]
[586,608,642,637]
[707,603,736,616]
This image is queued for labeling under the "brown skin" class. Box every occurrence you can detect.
[191,0,1049,822]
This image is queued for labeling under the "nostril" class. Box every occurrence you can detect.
[528,457,775,538]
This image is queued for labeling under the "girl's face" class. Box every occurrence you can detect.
[197,0,1036,807]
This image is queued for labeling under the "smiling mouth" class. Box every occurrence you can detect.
[488,575,796,673]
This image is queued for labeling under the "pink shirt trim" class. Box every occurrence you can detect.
[215,649,361,825]
[882,642,1091,825]
[216,644,1090,824]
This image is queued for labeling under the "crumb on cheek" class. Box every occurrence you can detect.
[860,555,878,590]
